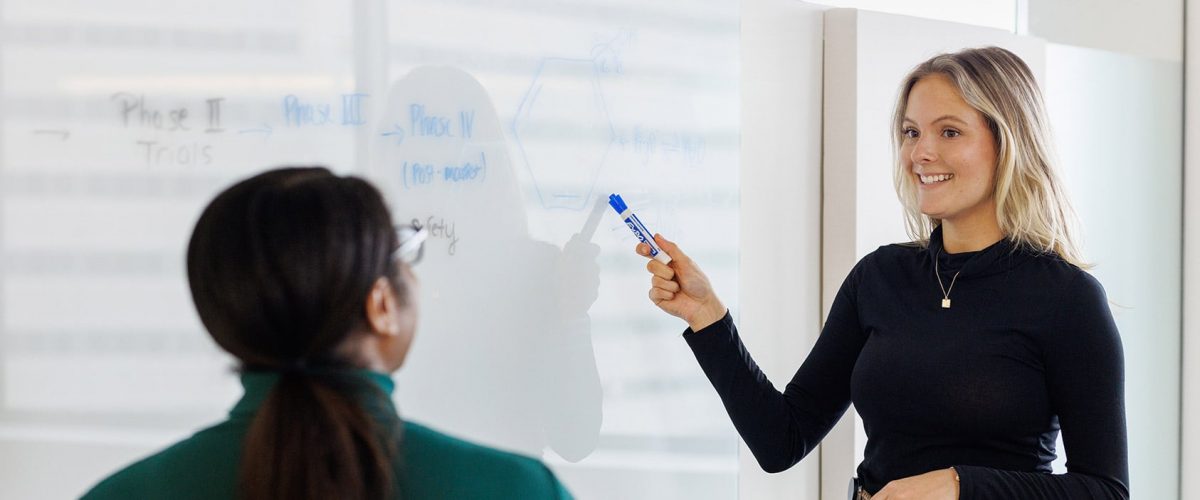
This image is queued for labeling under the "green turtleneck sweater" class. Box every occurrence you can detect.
[81,370,573,499]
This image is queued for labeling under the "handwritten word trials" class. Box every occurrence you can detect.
[401,151,488,189]
[111,93,223,167]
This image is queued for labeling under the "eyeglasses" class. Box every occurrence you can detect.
[393,224,428,266]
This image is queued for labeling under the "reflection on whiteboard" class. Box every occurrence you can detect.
[372,66,603,461]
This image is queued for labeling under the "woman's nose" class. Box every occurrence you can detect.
[910,137,936,164]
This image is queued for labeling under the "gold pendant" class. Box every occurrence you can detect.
[941,298,951,309]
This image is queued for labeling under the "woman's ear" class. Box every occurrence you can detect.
[365,277,400,337]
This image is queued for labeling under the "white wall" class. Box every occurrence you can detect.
[1044,44,1182,500]
[738,1,826,497]
[804,0,1017,31]
[1183,0,1200,493]
[1028,5,1191,499]
[1027,0,1184,61]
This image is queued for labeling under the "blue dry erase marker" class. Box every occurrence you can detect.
[609,194,671,264]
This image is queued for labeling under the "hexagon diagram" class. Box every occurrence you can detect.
[512,58,616,210]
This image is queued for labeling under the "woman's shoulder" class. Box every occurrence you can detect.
[1010,245,1100,289]
[852,240,926,272]
[875,240,926,259]
[821,241,926,290]
[401,421,572,499]
[80,421,243,500]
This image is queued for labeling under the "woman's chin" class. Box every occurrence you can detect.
[918,206,943,219]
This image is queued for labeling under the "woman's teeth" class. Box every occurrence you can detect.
[920,173,954,185]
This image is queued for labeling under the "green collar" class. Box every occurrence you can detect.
[229,369,397,419]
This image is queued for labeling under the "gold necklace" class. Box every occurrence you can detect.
[934,250,962,309]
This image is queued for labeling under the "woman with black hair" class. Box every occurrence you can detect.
[83,167,572,500]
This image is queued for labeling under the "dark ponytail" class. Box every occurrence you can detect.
[186,167,404,500]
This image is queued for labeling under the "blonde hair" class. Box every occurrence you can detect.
[891,46,1088,268]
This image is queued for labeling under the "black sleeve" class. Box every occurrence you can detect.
[956,271,1129,500]
[683,261,869,473]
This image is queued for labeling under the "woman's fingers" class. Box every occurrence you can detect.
[646,258,675,280]
[637,235,684,263]
[635,233,705,317]
[649,288,675,303]
[652,275,680,293]
[654,234,686,262]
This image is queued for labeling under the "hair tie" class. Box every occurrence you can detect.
[279,359,310,374]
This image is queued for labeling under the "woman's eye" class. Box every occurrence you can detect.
[902,128,918,139]
[943,129,961,138]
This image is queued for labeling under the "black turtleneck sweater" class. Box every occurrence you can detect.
[684,228,1128,499]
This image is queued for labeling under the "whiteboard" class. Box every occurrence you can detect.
[0,1,741,498]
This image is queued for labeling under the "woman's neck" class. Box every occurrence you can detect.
[940,217,1004,254]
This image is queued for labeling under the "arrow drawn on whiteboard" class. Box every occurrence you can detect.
[32,130,70,140]
[380,123,405,144]
[237,123,273,139]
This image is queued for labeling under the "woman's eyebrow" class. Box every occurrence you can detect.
[905,115,970,126]
[932,114,969,125]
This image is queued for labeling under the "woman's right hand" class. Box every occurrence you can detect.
[637,234,727,331]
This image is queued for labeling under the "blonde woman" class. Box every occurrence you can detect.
[637,47,1127,499]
